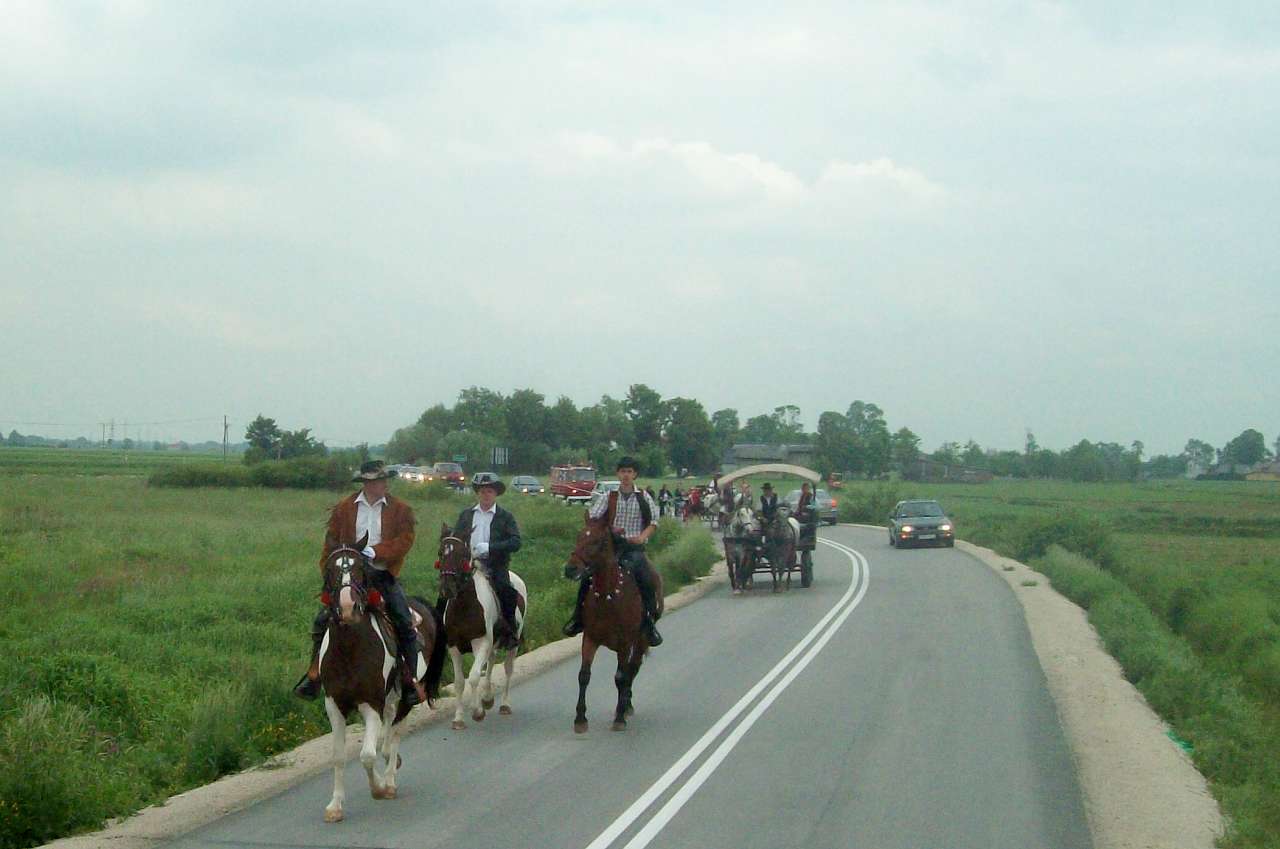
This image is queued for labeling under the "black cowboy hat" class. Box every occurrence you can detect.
[615,456,640,472]
[352,460,397,482]
[470,471,506,495]
[762,482,773,490]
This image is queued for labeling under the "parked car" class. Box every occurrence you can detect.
[784,488,839,525]
[428,462,466,489]
[590,479,621,507]
[888,499,955,548]
[511,475,544,495]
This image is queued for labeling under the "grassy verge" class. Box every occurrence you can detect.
[0,479,716,849]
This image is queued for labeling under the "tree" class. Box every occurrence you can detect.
[814,411,854,476]
[454,387,508,439]
[1220,428,1269,466]
[595,395,635,449]
[1024,429,1039,457]
[847,401,890,476]
[740,413,781,444]
[278,428,325,459]
[386,423,441,463]
[771,405,805,441]
[546,396,582,450]
[245,415,282,453]
[505,388,548,469]
[890,427,921,470]
[438,430,497,469]
[665,397,716,475]
[710,408,740,459]
[1183,438,1215,471]
[961,440,985,468]
[417,403,455,434]
[625,384,666,447]
[933,442,961,466]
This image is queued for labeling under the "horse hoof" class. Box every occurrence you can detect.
[451,720,466,731]
[624,705,634,717]
[472,709,486,722]
[373,786,396,800]
[499,705,513,715]
[574,720,588,734]
[611,720,627,732]
[732,589,742,596]
[324,809,344,823]
[481,696,495,710]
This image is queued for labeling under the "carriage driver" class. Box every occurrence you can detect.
[294,460,426,708]
[451,472,523,650]
[759,482,779,522]
[562,456,664,646]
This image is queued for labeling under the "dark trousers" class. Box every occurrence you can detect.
[482,560,520,624]
[312,570,418,660]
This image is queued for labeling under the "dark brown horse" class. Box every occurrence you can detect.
[317,538,446,822]
[762,508,799,593]
[564,513,663,733]
[435,525,528,731]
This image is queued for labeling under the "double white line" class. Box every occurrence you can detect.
[584,537,871,849]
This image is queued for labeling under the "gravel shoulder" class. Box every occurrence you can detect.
[45,530,1225,849]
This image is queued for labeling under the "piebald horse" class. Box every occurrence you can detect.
[436,527,528,730]
[564,512,663,733]
[318,537,446,822]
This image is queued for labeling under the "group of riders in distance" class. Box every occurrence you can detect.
[293,455,671,822]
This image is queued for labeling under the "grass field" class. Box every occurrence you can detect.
[0,453,719,849]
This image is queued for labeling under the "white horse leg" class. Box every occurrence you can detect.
[323,697,347,822]
[499,641,519,715]
[481,651,496,710]
[377,698,400,799]
[357,703,386,799]
[468,637,492,722]
[449,646,467,730]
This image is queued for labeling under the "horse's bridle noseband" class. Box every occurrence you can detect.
[323,544,377,616]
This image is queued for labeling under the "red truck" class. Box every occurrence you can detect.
[549,464,596,502]
[428,461,466,490]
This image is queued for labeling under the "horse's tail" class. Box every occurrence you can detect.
[416,596,449,707]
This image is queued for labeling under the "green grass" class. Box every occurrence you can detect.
[0,474,718,849]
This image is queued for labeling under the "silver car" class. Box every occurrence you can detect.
[511,475,544,495]
[784,489,839,525]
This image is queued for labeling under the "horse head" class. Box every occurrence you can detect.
[322,532,375,625]
[731,506,758,537]
[766,506,794,541]
[564,511,616,581]
[435,523,473,600]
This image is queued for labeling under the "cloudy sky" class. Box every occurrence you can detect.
[3,1,1277,455]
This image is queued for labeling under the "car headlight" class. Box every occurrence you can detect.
[900,525,913,533]
[939,524,952,532]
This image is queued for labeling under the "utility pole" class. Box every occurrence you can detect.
[109,419,115,447]
[223,415,229,461]
[100,422,107,448]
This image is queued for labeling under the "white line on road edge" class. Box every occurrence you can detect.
[584,538,870,849]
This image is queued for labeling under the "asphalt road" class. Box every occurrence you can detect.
[168,525,1092,849]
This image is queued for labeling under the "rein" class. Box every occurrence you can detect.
[322,544,381,616]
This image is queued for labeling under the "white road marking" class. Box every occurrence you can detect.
[584,537,870,849]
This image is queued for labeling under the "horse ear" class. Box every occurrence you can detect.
[440,522,451,538]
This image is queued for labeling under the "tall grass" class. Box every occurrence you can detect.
[0,478,714,848]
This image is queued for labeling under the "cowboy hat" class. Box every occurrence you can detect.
[470,471,506,495]
[352,460,397,482]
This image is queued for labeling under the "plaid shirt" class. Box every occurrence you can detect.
[589,487,658,539]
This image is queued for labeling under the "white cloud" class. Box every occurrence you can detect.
[817,158,947,204]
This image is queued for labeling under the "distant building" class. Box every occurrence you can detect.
[720,443,815,474]
[1245,460,1280,482]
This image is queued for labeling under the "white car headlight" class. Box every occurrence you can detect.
[900,525,913,533]
[940,524,952,532]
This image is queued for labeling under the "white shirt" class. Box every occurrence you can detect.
[470,503,497,555]
[354,491,386,548]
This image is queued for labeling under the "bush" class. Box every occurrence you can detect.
[183,685,255,784]
[837,482,901,524]
[652,525,719,586]
[1010,510,1116,569]
[148,464,249,488]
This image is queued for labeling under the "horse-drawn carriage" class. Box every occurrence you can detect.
[718,464,821,593]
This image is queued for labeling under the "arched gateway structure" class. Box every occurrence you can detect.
[717,463,821,489]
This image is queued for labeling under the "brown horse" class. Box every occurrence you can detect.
[762,508,800,593]
[564,513,663,733]
[318,538,446,822]
[435,525,528,731]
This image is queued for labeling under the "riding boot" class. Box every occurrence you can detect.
[292,607,329,700]
[370,569,427,708]
[399,646,426,708]
[630,562,664,647]
[561,579,589,637]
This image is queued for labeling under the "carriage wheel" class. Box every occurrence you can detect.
[800,550,813,588]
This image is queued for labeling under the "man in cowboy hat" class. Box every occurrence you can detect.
[563,456,663,646]
[760,482,780,522]
[451,472,523,650]
[294,460,425,707]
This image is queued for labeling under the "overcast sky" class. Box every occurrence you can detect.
[3,1,1277,455]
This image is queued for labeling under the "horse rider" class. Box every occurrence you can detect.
[295,460,425,707]
[759,482,779,522]
[563,456,664,647]
[450,472,523,650]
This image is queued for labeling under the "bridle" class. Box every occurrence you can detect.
[322,544,381,620]
[567,522,625,601]
[435,534,474,597]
